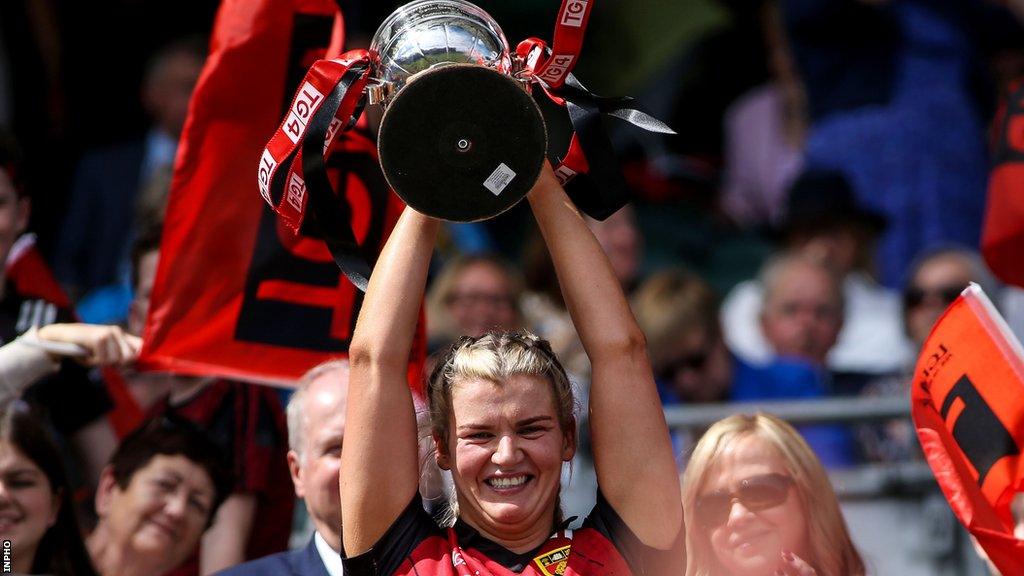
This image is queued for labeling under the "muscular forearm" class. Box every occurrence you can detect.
[343,207,437,555]
[349,209,439,368]
[526,168,645,360]
[528,166,681,549]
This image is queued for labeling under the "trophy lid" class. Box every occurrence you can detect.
[369,0,512,104]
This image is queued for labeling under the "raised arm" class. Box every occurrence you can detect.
[342,208,439,555]
[527,165,681,548]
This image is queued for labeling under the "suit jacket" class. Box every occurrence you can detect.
[216,536,331,576]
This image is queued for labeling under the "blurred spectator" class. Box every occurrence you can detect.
[0,133,117,487]
[903,247,999,348]
[632,268,734,463]
[723,170,914,375]
[219,360,349,576]
[729,254,859,467]
[720,0,806,228]
[633,268,733,405]
[128,221,293,575]
[55,37,205,322]
[757,253,843,366]
[0,401,98,575]
[854,247,999,464]
[586,205,644,293]
[680,413,865,576]
[87,415,232,576]
[124,215,173,409]
[424,253,523,351]
[784,0,1011,287]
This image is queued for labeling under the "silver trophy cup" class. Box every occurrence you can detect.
[368,0,547,222]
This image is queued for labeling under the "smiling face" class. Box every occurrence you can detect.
[438,375,574,546]
[97,454,215,572]
[700,434,809,576]
[0,441,58,566]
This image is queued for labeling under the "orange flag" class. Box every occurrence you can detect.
[912,284,1024,575]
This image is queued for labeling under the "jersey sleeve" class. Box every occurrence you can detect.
[580,490,686,575]
[342,494,441,576]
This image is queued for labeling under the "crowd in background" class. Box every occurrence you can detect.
[0,0,1023,574]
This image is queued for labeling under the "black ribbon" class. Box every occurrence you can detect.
[551,73,675,221]
[300,64,373,291]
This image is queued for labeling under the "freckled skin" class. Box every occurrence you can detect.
[438,375,574,551]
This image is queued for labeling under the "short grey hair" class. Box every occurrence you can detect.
[287,359,350,459]
[759,252,845,315]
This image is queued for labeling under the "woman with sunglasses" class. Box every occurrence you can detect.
[681,413,864,576]
[341,164,684,574]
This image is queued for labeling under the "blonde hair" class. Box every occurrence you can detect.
[631,268,720,373]
[428,330,576,526]
[681,413,864,576]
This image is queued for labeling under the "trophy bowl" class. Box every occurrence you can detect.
[370,0,547,222]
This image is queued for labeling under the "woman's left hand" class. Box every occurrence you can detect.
[777,550,818,576]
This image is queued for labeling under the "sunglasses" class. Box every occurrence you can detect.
[659,350,710,380]
[695,473,794,529]
[903,284,963,310]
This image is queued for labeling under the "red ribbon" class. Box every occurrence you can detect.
[260,50,371,232]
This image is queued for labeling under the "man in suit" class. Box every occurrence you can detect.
[218,359,349,576]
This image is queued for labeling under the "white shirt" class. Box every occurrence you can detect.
[314,530,344,576]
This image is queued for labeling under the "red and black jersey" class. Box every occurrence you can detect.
[343,491,684,575]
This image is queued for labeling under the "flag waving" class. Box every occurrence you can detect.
[912,284,1024,575]
[137,0,423,386]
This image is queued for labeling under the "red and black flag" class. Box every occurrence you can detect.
[137,0,424,387]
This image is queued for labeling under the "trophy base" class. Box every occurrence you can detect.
[378,64,547,222]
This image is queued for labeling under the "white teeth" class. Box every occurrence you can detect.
[488,476,527,489]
